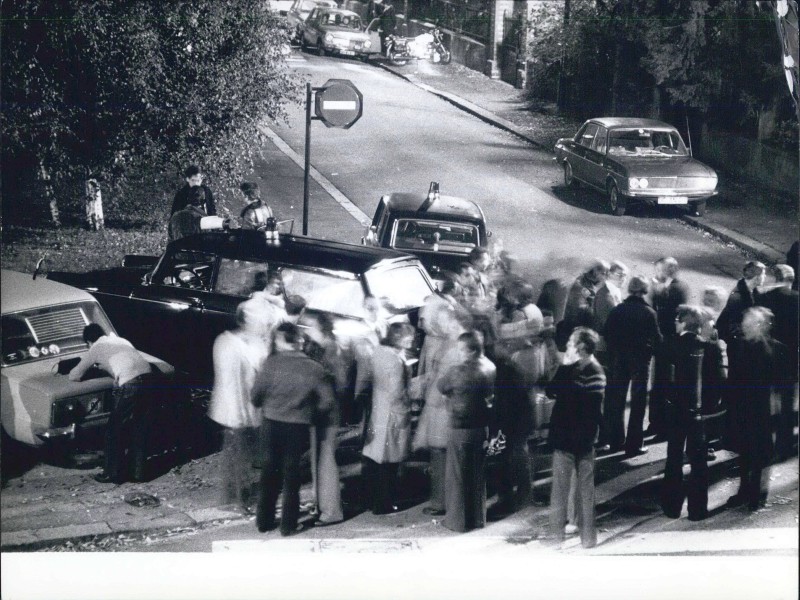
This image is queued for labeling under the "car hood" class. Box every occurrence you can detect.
[322,27,368,38]
[614,156,716,178]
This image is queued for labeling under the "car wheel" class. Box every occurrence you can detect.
[690,200,706,217]
[563,161,578,188]
[608,182,626,216]
[317,40,326,57]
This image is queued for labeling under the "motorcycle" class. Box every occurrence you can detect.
[384,25,451,66]
[423,25,451,64]
[384,33,414,66]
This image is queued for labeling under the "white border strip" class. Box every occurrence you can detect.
[258,124,370,224]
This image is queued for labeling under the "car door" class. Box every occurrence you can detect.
[571,122,600,185]
[365,17,382,54]
[128,248,217,377]
[584,125,609,188]
[303,8,320,45]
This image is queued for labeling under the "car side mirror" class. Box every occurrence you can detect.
[142,272,153,286]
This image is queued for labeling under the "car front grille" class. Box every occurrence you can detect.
[642,177,714,192]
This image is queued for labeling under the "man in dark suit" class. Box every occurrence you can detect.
[660,305,727,521]
[599,276,662,456]
[715,260,767,346]
[170,164,216,217]
[648,257,691,437]
[756,265,798,461]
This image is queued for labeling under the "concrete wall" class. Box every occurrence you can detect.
[698,127,799,198]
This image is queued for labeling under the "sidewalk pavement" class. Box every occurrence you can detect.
[376,60,798,266]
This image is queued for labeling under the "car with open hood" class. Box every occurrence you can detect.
[554,117,718,216]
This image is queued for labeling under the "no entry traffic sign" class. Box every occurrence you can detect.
[314,79,363,129]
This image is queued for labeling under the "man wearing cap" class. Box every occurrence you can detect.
[599,276,662,456]
[239,181,274,230]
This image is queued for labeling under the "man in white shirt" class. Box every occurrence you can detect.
[70,324,154,483]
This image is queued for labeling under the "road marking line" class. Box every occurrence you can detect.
[258,125,369,224]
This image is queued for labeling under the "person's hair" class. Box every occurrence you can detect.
[609,260,629,276]
[627,275,649,296]
[570,326,599,355]
[253,271,269,292]
[384,322,415,348]
[188,186,206,207]
[772,264,795,283]
[675,304,704,334]
[274,321,304,346]
[240,181,260,199]
[82,323,106,344]
[440,278,457,295]
[655,256,679,277]
[183,164,202,178]
[457,330,483,357]
[235,303,250,327]
[285,294,306,316]
[743,306,774,335]
[742,261,766,280]
[701,286,728,312]
[468,247,489,265]
[587,259,611,277]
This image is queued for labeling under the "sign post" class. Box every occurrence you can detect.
[302,79,363,235]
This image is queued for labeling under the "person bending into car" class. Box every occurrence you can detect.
[168,186,207,242]
[170,164,216,217]
[251,322,335,536]
[69,324,156,484]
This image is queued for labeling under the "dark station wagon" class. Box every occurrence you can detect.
[48,231,435,390]
[554,117,718,216]
[362,184,490,282]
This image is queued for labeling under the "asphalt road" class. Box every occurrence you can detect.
[262,51,750,299]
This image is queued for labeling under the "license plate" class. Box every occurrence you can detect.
[658,196,688,205]
[340,50,355,56]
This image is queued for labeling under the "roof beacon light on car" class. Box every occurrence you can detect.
[264,217,280,246]
[419,181,440,212]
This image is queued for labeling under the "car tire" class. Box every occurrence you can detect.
[608,182,627,216]
[690,200,706,217]
[563,161,578,188]
[317,40,326,57]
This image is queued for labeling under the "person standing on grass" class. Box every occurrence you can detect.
[251,322,335,536]
[170,164,216,217]
[545,327,605,549]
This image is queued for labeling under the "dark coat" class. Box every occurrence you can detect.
[716,279,758,345]
[492,354,533,440]
[546,359,605,455]
[604,295,663,358]
[437,357,496,430]
[168,205,205,242]
[727,336,786,463]
[651,277,690,338]
[659,332,727,416]
[170,183,216,217]
[757,286,799,380]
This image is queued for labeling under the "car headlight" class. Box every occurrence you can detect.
[325,33,333,43]
[629,177,648,189]
[700,176,718,189]
[364,39,371,48]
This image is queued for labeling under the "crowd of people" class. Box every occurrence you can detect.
[196,238,797,546]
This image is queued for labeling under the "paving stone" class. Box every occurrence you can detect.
[34,522,112,544]
[186,507,244,524]
[1,529,39,548]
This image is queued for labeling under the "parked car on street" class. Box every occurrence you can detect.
[47,231,436,423]
[554,117,718,216]
[287,0,339,44]
[1,269,175,452]
[300,7,379,59]
[362,183,490,282]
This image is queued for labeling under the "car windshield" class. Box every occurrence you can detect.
[607,129,688,157]
[392,219,479,254]
[365,265,432,312]
[2,301,115,366]
[281,268,365,318]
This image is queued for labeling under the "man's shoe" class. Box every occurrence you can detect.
[687,513,707,522]
[725,494,747,508]
[564,523,579,535]
[661,508,680,519]
[314,517,343,527]
[93,472,116,484]
[624,446,649,458]
[422,507,446,517]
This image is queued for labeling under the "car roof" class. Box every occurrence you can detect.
[2,269,97,314]
[172,230,421,274]
[382,193,485,224]
[588,117,677,130]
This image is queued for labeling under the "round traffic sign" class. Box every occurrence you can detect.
[314,79,363,129]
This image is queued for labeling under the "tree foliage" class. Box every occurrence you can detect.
[1,0,303,224]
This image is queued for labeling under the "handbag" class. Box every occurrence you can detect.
[486,429,506,457]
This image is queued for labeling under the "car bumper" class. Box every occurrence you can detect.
[627,190,717,203]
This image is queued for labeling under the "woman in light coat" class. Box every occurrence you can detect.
[361,322,416,514]
[207,303,270,513]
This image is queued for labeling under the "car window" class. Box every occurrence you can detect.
[215,258,269,298]
[365,265,432,312]
[280,268,365,318]
[392,219,479,254]
[592,126,608,154]
[608,128,688,156]
[2,301,114,366]
[157,249,216,291]
[578,123,599,149]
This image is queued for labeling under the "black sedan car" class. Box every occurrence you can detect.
[554,117,718,216]
[48,231,436,387]
[362,183,490,282]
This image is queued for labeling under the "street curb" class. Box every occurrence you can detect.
[374,60,788,266]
